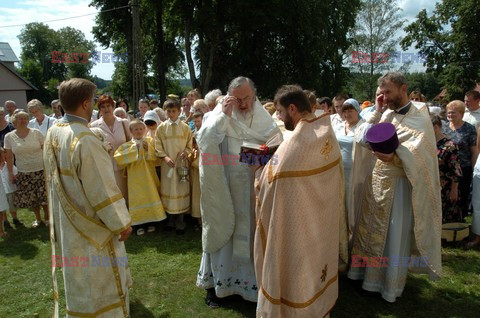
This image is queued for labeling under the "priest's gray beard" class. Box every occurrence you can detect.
[232,106,253,124]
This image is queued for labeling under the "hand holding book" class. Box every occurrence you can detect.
[239,133,282,165]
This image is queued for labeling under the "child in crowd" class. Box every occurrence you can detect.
[155,99,192,235]
[143,110,161,138]
[114,120,166,236]
[0,147,22,232]
[189,112,203,229]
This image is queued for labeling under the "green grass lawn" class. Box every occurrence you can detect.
[1,209,479,317]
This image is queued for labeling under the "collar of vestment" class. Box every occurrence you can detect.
[62,113,89,125]
[168,118,180,125]
[394,102,411,115]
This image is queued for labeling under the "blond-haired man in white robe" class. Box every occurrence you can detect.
[255,85,348,317]
[44,78,133,317]
[348,72,442,303]
[196,77,282,307]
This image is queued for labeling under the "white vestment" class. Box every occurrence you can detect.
[195,100,281,301]
[348,103,442,303]
[44,114,132,317]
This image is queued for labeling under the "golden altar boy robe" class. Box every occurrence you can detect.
[114,137,166,225]
[154,119,192,214]
[44,115,132,317]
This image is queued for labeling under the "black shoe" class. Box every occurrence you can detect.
[4,221,12,229]
[13,219,24,227]
[205,289,220,308]
[205,297,220,308]
[176,229,185,235]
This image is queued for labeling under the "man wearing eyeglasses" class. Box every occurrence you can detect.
[195,76,282,308]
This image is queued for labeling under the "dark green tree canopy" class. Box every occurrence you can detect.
[92,0,361,100]
[18,22,96,103]
[402,0,480,100]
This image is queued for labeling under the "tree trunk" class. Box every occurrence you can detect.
[153,0,167,104]
[184,15,199,90]
[125,13,134,105]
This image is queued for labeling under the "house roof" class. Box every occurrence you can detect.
[0,61,37,91]
[0,42,19,63]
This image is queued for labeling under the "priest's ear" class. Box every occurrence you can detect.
[287,103,298,114]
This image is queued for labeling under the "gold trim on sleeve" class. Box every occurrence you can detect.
[93,193,124,212]
[112,222,132,235]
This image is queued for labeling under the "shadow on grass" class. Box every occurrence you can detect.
[130,298,169,318]
[333,269,480,317]
[219,295,256,317]
[0,226,49,259]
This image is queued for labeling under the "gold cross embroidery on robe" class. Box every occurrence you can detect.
[321,264,328,282]
[320,139,333,160]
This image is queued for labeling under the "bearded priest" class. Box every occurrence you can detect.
[254,85,347,317]
[195,77,282,307]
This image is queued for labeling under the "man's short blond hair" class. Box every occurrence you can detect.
[27,99,43,112]
[59,78,96,112]
[446,100,466,115]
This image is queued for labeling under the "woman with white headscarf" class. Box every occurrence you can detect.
[333,98,365,224]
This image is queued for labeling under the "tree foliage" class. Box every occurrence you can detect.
[17,22,96,103]
[91,0,184,107]
[91,0,135,103]
[346,0,405,101]
[172,0,361,98]
[92,0,361,100]
[401,0,480,100]
[405,72,442,101]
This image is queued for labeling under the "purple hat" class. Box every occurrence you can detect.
[366,122,399,154]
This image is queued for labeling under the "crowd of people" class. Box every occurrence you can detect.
[1,72,480,317]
